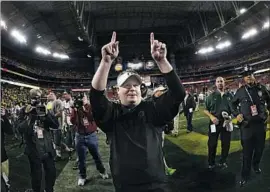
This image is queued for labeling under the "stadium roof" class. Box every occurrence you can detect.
[1,1,269,61]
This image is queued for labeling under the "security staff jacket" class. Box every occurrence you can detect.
[205,90,234,120]
[231,83,270,123]
[90,70,185,187]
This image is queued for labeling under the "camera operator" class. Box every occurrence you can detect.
[1,106,13,192]
[17,89,59,192]
[70,94,108,186]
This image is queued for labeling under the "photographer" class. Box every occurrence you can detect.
[17,89,58,192]
[70,94,108,186]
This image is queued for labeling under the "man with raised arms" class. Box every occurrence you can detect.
[90,32,185,192]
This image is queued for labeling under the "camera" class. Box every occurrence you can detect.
[30,95,46,117]
[73,93,84,109]
[35,105,46,117]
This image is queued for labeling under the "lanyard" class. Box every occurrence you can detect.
[244,86,254,104]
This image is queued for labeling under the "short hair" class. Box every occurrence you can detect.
[216,77,225,82]
[29,89,42,98]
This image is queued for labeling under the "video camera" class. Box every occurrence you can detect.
[35,105,46,117]
[29,94,47,117]
[73,93,84,109]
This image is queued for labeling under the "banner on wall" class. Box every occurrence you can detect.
[126,62,144,70]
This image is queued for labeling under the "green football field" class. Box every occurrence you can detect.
[5,107,270,192]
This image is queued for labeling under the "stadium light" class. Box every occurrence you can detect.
[262,20,269,29]
[216,40,231,50]
[239,8,246,14]
[198,46,214,54]
[241,28,258,39]
[1,20,7,30]
[10,29,27,44]
[53,52,69,59]
[35,46,51,55]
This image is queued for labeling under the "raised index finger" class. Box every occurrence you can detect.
[111,31,116,43]
[150,32,154,45]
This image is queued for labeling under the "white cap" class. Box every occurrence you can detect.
[117,70,142,87]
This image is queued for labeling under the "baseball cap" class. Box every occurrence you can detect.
[117,70,142,87]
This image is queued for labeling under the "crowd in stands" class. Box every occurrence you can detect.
[1,71,269,114]
[1,84,30,108]
[177,48,270,74]
[2,47,269,80]
[1,56,92,79]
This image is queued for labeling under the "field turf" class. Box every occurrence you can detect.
[5,106,270,192]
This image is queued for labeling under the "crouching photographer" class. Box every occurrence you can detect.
[70,94,108,186]
[17,89,59,192]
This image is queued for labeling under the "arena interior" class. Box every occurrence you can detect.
[1,1,270,192]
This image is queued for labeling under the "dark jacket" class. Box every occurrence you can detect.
[1,111,13,162]
[90,70,185,189]
[231,83,270,123]
[17,105,58,157]
[183,93,196,116]
[70,103,97,134]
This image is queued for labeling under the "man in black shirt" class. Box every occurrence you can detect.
[183,89,196,133]
[231,66,270,187]
[90,32,185,192]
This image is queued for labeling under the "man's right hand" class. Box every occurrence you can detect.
[210,116,219,125]
[101,31,119,64]
[236,114,244,123]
